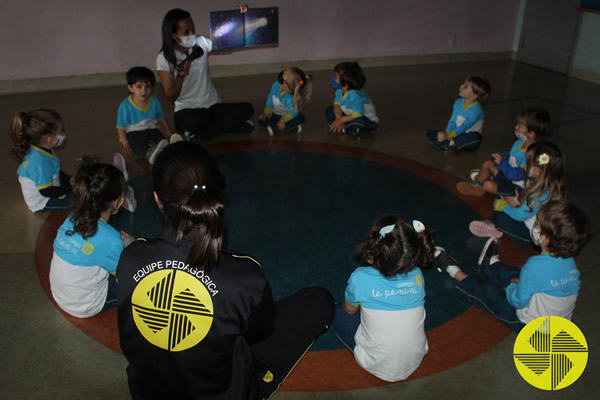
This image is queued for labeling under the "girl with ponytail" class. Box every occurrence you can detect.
[117,142,334,400]
[50,163,130,318]
[9,109,72,212]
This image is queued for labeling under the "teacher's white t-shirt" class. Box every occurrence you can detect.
[156,36,221,112]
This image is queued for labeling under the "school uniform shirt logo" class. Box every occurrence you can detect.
[513,316,588,390]
[81,243,94,255]
[131,269,214,351]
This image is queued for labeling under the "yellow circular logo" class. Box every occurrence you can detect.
[415,274,423,287]
[131,269,214,352]
[514,316,588,390]
[81,243,94,255]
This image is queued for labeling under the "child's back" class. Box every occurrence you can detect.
[345,266,427,381]
[332,216,435,382]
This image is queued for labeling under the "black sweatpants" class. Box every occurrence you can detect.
[249,287,335,400]
[174,102,254,142]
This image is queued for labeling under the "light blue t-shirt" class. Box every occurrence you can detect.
[263,81,298,120]
[506,253,580,309]
[116,95,165,133]
[334,89,379,123]
[445,98,484,138]
[16,145,61,211]
[53,216,123,273]
[345,266,425,311]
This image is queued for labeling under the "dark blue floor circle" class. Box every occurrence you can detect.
[112,149,483,350]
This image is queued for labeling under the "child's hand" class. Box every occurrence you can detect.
[510,277,520,284]
[437,131,448,142]
[491,153,503,164]
[121,141,133,155]
[277,118,285,131]
[258,114,269,121]
[330,118,345,133]
[502,189,521,207]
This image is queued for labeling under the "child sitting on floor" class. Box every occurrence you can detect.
[438,201,590,331]
[326,62,379,138]
[258,67,313,135]
[426,76,490,153]
[116,66,181,165]
[331,216,434,382]
[469,142,566,247]
[457,107,551,197]
[9,109,72,212]
[50,163,134,318]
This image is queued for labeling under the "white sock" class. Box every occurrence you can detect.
[446,265,461,279]
[490,255,500,265]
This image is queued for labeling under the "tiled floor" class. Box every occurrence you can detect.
[1,60,598,399]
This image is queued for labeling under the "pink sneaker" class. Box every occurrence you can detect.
[469,220,503,238]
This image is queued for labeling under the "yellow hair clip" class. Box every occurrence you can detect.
[538,153,550,165]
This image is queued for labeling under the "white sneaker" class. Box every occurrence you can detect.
[147,139,169,164]
[296,124,302,133]
[266,126,274,137]
[113,153,128,181]
[170,133,183,143]
[122,185,137,212]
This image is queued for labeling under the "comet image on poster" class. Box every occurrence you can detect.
[210,7,278,50]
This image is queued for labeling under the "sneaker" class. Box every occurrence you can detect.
[266,125,274,137]
[438,140,451,150]
[431,246,459,273]
[469,220,503,238]
[77,154,101,165]
[113,153,128,181]
[469,169,480,182]
[232,120,254,134]
[294,124,303,134]
[478,237,499,266]
[456,181,486,197]
[344,126,360,138]
[147,139,169,165]
[170,133,184,143]
[122,185,137,213]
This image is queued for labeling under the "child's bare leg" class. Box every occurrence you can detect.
[482,180,499,194]
[476,160,499,183]
[454,270,468,282]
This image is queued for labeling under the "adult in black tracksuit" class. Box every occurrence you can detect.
[117,142,334,400]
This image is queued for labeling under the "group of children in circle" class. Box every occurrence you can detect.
[8,41,591,385]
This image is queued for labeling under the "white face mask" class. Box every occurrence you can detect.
[177,35,196,48]
[514,130,528,142]
[55,132,66,146]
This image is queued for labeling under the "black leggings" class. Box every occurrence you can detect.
[174,102,254,142]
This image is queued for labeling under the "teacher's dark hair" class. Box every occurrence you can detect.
[160,8,191,66]
[152,142,226,272]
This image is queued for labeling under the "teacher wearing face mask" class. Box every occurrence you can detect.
[157,7,254,143]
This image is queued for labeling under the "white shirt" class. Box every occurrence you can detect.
[156,36,221,112]
[354,306,428,382]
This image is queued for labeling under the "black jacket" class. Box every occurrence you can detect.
[117,227,275,399]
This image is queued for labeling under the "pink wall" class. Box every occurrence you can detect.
[0,0,521,80]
